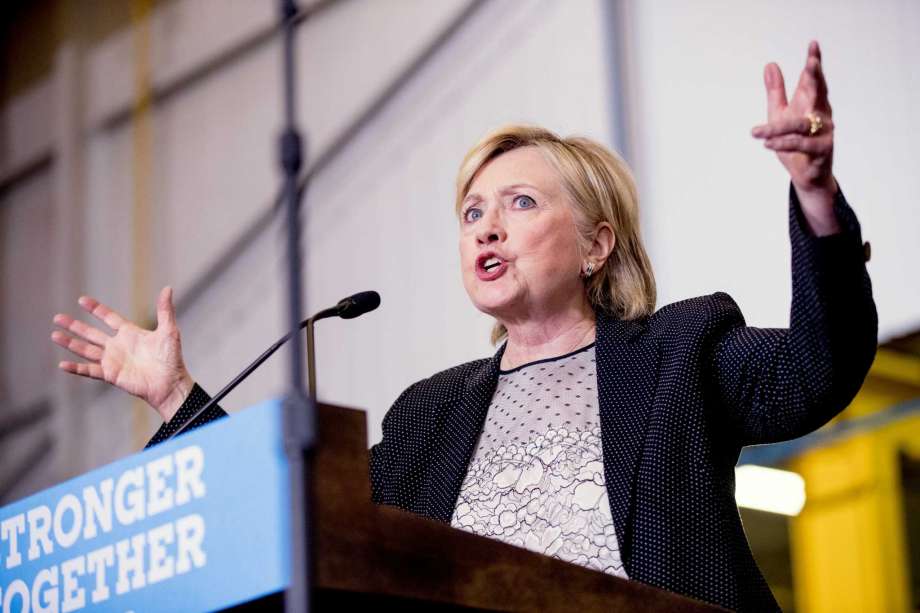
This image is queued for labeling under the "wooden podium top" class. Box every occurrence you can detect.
[295,402,725,612]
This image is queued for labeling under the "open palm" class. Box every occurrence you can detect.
[52,287,193,421]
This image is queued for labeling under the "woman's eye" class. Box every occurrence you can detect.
[464,207,483,223]
[514,195,536,209]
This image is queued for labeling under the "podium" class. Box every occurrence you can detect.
[0,401,723,612]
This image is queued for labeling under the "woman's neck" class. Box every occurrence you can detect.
[500,303,597,371]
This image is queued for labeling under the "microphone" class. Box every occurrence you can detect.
[336,291,381,319]
[312,290,381,321]
[165,290,381,441]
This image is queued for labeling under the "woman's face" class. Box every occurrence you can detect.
[459,146,586,324]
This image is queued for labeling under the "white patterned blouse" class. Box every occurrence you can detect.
[450,343,628,579]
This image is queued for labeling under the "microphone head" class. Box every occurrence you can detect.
[336,291,381,319]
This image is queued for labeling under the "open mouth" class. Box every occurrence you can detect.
[476,253,508,279]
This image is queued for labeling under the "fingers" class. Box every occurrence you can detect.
[52,312,109,346]
[752,117,810,139]
[78,296,127,332]
[794,41,829,106]
[751,115,834,139]
[809,40,822,63]
[58,360,104,380]
[762,134,829,154]
[764,63,787,122]
[51,330,104,362]
[795,57,820,99]
[810,42,829,102]
[156,286,177,331]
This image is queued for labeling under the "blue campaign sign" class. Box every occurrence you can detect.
[0,399,290,613]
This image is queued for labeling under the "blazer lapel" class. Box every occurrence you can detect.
[422,345,504,523]
[595,311,660,565]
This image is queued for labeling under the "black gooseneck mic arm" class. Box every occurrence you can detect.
[163,290,380,442]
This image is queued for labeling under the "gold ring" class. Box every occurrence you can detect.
[806,111,823,136]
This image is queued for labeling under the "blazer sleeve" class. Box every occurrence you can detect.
[710,184,877,446]
[367,365,471,509]
[144,383,229,448]
[368,381,426,506]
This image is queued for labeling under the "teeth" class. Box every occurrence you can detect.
[484,257,501,270]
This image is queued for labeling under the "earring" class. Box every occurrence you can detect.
[583,262,595,278]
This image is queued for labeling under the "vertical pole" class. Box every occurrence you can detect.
[130,0,155,450]
[601,0,633,164]
[278,2,313,613]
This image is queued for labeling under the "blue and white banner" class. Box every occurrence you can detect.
[0,399,290,612]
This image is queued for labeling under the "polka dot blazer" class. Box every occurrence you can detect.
[149,186,876,612]
[366,187,876,612]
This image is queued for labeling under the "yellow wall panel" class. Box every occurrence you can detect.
[789,410,919,612]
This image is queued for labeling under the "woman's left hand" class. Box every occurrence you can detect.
[751,41,840,235]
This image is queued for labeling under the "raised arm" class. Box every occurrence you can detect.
[711,41,877,445]
[711,188,876,445]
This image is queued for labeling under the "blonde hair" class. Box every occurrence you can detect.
[455,125,656,344]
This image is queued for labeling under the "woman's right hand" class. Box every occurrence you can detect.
[51,286,194,423]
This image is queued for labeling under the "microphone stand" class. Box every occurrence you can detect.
[278,1,312,612]
[306,318,318,406]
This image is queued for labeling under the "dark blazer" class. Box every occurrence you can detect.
[149,187,876,612]
[365,187,876,612]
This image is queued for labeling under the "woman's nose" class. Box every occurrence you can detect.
[476,209,506,245]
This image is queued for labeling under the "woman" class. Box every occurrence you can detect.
[52,42,876,611]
